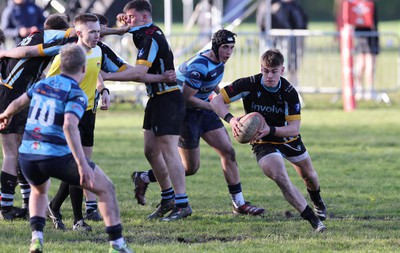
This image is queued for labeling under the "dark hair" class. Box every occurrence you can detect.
[44,14,70,30]
[123,0,152,14]
[211,29,236,60]
[261,49,284,67]
[0,29,5,45]
[74,13,99,25]
[92,13,108,26]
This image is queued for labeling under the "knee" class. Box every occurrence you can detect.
[302,171,318,185]
[144,148,156,163]
[267,172,290,188]
[94,178,115,196]
[185,166,199,176]
[222,147,236,163]
[184,159,200,176]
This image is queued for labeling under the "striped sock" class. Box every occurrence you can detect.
[161,187,175,202]
[85,200,98,213]
[175,193,188,208]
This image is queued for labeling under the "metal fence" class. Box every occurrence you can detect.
[103,29,399,105]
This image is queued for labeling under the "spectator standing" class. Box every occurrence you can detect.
[354,0,380,100]
[256,0,308,90]
[1,0,46,45]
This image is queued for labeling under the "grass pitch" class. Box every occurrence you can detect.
[1,94,400,252]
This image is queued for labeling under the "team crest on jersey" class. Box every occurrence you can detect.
[257,92,261,98]
[31,141,41,150]
[294,103,301,112]
[138,48,145,57]
[190,71,200,78]
[97,60,101,68]
[32,127,41,139]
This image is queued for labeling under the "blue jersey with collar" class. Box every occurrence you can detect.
[19,74,87,160]
[176,50,225,102]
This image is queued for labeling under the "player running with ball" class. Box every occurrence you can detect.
[211,48,327,232]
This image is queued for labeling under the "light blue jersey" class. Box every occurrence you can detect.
[19,74,87,160]
[176,49,225,102]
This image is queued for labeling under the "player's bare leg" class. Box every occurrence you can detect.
[1,133,27,220]
[203,127,264,215]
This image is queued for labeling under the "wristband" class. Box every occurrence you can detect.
[268,126,276,136]
[100,88,110,95]
[223,113,234,123]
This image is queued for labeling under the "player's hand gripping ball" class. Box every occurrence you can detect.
[234,112,264,144]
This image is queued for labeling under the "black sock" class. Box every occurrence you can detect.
[50,181,70,211]
[106,223,123,241]
[307,187,322,204]
[1,172,17,211]
[30,216,46,232]
[69,185,84,223]
[148,170,157,182]
[228,182,242,194]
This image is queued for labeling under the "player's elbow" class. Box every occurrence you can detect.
[63,115,79,134]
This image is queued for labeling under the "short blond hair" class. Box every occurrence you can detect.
[60,44,87,74]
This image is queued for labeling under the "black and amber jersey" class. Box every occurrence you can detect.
[220,73,301,144]
[128,23,179,96]
[97,41,128,73]
[0,29,75,92]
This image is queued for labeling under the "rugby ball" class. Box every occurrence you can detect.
[234,112,264,144]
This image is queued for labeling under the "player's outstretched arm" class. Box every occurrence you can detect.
[0,45,41,59]
[100,26,130,36]
[102,65,176,83]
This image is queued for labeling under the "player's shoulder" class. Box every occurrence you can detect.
[280,77,298,94]
[237,73,262,85]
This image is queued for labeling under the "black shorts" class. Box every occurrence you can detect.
[355,36,380,55]
[19,153,96,186]
[178,109,224,149]
[79,110,96,147]
[252,137,309,163]
[0,86,29,134]
[143,90,185,136]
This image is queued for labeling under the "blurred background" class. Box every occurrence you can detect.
[1,0,399,109]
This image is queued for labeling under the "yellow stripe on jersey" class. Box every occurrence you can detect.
[38,44,45,57]
[286,114,301,121]
[220,89,231,104]
[118,64,127,72]
[136,59,152,67]
[65,28,73,38]
[46,46,102,111]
